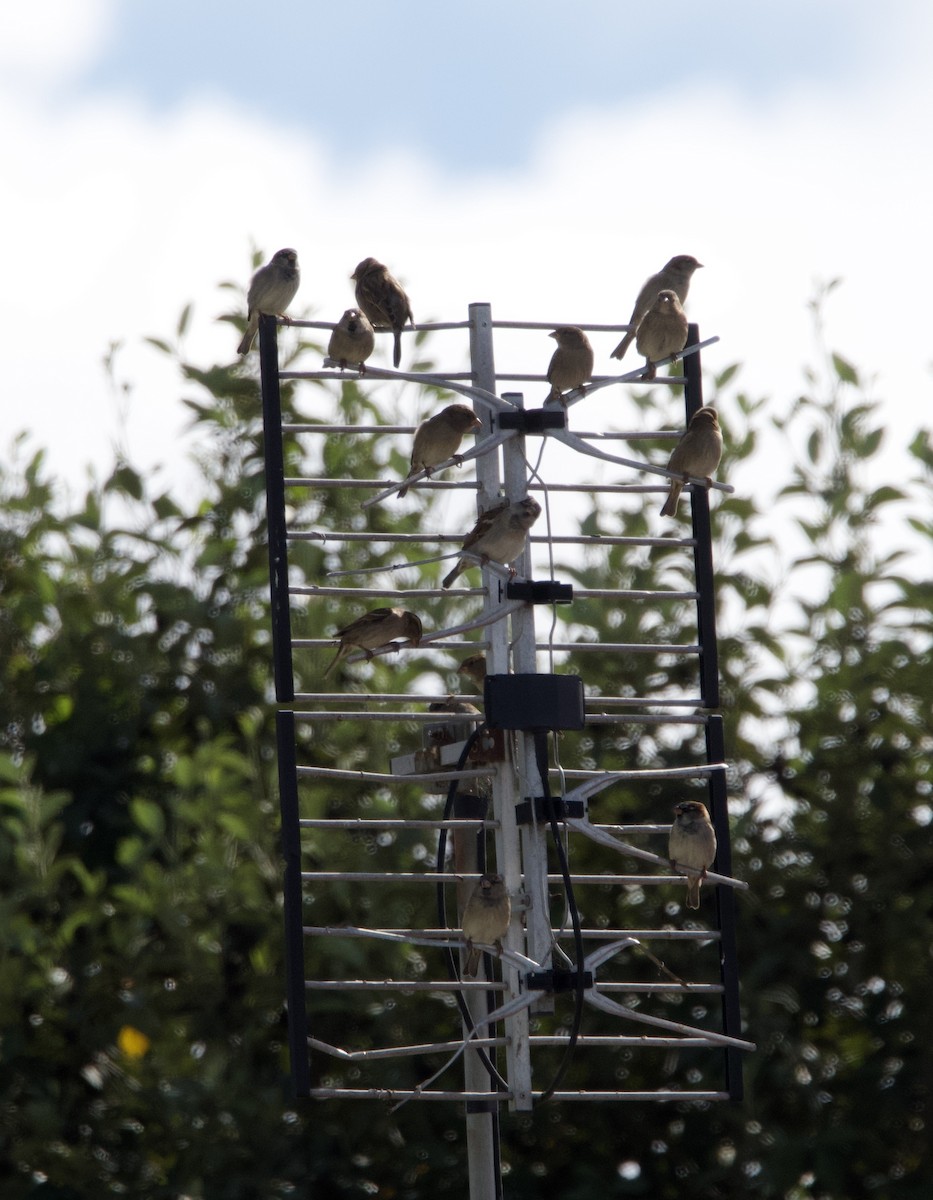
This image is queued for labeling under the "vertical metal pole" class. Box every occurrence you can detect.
[258,314,309,1095]
[276,710,311,1096]
[462,304,506,1200]
[259,313,295,704]
[475,367,533,1109]
[500,393,554,1023]
[683,331,743,1098]
[706,716,744,1100]
[682,326,719,708]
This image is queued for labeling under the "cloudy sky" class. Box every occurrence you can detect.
[3,1,931,513]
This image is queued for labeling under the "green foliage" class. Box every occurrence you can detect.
[0,288,931,1197]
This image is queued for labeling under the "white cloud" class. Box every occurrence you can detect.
[0,1,114,88]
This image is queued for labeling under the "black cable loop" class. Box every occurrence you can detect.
[434,727,510,1094]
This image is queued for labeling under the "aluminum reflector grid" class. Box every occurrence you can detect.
[257,308,750,1111]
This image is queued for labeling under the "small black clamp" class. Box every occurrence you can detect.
[515,796,586,825]
[525,968,594,993]
[505,580,574,604]
[497,409,567,434]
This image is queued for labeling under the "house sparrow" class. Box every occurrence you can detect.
[237,248,300,355]
[428,700,482,715]
[635,289,689,380]
[398,404,482,498]
[327,308,375,372]
[461,873,511,977]
[322,607,422,678]
[426,701,482,750]
[546,326,594,403]
[668,800,717,909]
[610,254,702,361]
[660,406,723,517]
[442,497,542,589]
[351,257,414,367]
[457,653,487,690]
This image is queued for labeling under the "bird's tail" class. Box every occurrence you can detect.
[442,561,462,590]
[686,877,702,909]
[322,645,344,679]
[660,481,683,517]
[393,330,402,368]
[610,330,635,361]
[236,312,257,352]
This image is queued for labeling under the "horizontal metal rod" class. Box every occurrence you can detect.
[289,585,464,597]
[491,320,632,333]
[295,766,494,783]
[537,1090,731,1102]
[572,588,698,600]
[279,424,682,442]
[288,639,700,655]
[494,372,684,387]
[284,316,681,336]
[286,477,479,490]
[285,708,484,721]
[309,1035,729,1055]
[287,583,697,601]
[309,1036,501,1061]
[548,764,722,780]
[307,1088,515,1102]
[583,713,706,725]
[284,708,706,726]
[282,478,695,495]
[538,642,700,654]
[303,926,720,943]
[304,1087,730,1102]
[299,871,726,887]
[529,1034,724,1044]
[598,983,724,994]
[298,818,496,830]
[286,318,472,332]
[287,692,703,707]
[305,979,505,992]
[281,530,694,549]
[283,423,418,434]
[293,820,675,834]
[303,979,719,998]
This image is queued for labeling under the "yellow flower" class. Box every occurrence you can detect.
[117,1024,151,1060]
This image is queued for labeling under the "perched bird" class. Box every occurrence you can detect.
[462,873,511,977]
[545,326,594,403]
[426,699,482,747]
[428,700,482,715]
[351,257,414,367]
[327,308,375,372]
[237,248,301,355]
[668,800,717,909]
[660,406,723,517]
[457,653,487,690]
[610,254,702,361]
[398,404,482,498]
[322,607,422,678]
[442,497,542,590]
[635,289,689,380]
